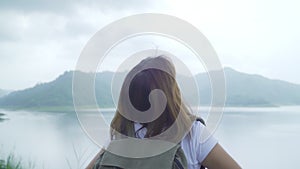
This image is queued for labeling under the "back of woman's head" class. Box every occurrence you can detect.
[110,56,195,141]
[129,57,179,113]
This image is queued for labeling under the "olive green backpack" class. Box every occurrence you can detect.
[93,142,187,169]
[93,118,205,169]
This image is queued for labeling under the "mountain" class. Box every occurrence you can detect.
[0,68,300,111]
[0,89,11,98]
[0,71,115,111]
[222,68,300,106]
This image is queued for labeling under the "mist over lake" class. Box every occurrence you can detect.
[0,107,299,169]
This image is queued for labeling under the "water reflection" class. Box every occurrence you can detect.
[0,107,300,169]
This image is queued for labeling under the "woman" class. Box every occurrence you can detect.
[87,56,241,169]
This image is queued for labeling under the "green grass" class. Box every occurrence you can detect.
[0,154,34,169]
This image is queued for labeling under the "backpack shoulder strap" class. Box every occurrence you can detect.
[195,117,206,125]
[195,117,206,169]
[173,144,187,169]
[93,149,107,169]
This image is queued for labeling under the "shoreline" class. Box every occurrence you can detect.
[0,105,300,114]
[0,112,8,121]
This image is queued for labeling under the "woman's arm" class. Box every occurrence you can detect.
[202,143,241,169]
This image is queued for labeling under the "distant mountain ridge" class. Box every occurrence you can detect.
[223,68,300,106]
[0,67,300,111]
[0,89,11,98]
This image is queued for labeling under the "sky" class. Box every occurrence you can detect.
[0,0,299,90]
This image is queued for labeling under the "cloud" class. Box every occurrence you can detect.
[165,0,300,84]
[0,0,299,90]
[0,0,162,14]
[0,0,167,90]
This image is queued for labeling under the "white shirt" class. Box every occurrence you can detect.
[134,121,218,169]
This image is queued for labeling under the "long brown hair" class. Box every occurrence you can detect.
[110,56,196,142]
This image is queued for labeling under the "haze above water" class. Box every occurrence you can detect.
[0,107,300,169]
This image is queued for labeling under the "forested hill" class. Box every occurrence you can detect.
[0,71,114,110]
[0,68,300,111]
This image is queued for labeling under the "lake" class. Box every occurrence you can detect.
[0,107,300,169]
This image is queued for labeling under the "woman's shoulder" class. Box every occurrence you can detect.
[187,119,206,138]
[186,119,218,143]
[181,119,218,163]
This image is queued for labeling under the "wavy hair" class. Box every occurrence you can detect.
[110,56,196,142]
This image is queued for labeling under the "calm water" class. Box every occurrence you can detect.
[0,107,300,169]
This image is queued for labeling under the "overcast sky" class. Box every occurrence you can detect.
[0,0,299,90]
